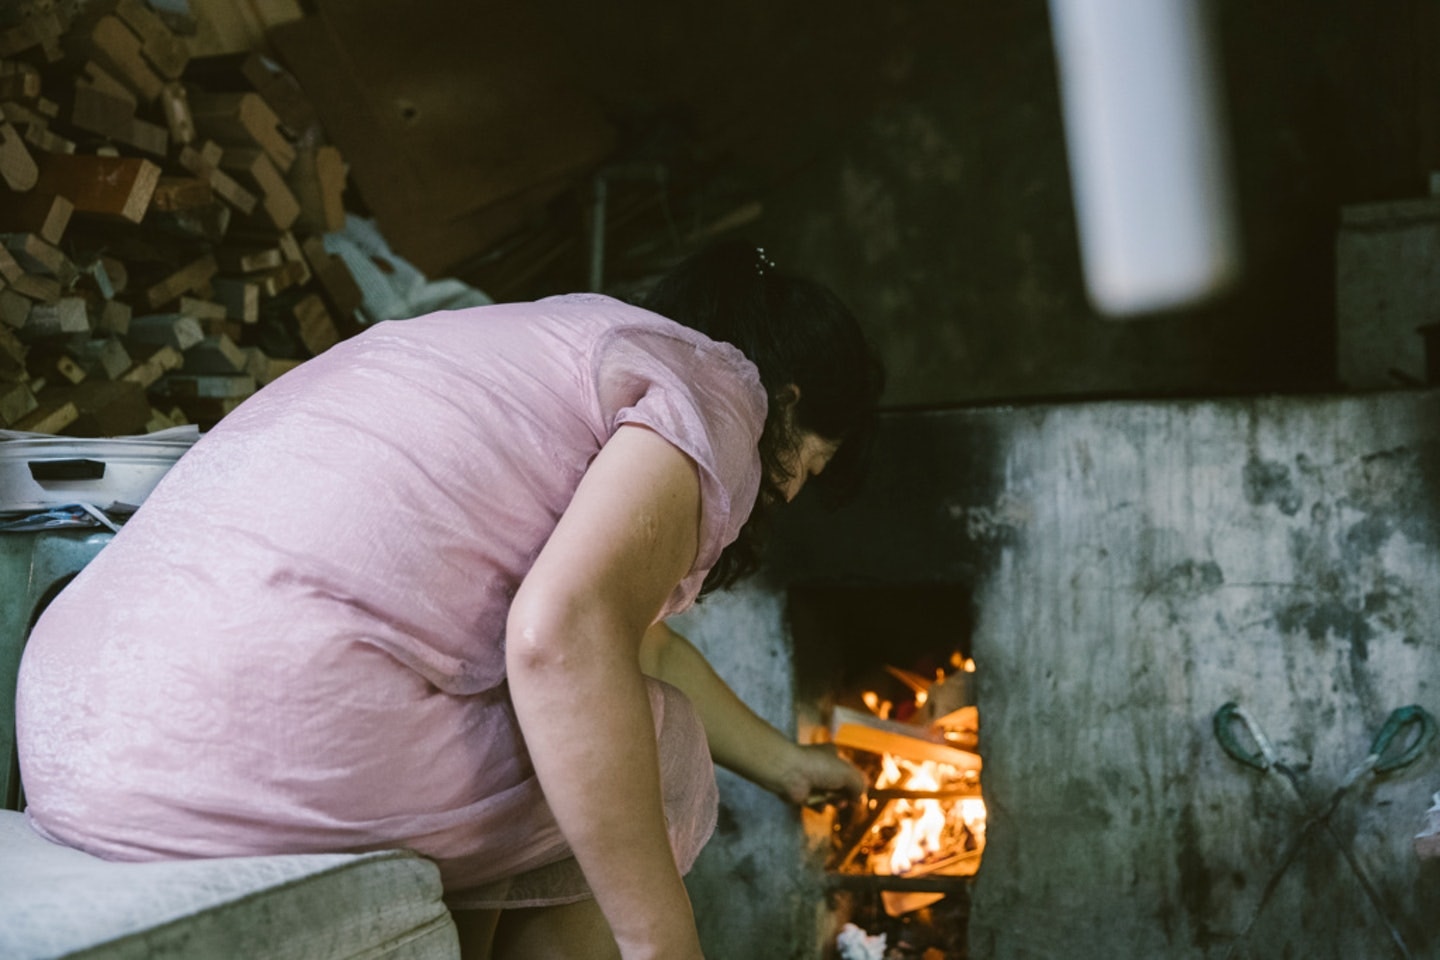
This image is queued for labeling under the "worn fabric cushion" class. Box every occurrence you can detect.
[0,811,459,960]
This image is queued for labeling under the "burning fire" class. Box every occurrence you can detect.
[829,653,985,883]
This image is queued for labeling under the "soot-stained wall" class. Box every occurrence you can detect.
[680,389,1440,959]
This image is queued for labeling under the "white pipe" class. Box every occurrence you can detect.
[1047,0,1241,318]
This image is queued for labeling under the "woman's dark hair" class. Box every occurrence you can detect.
[642,239,885,594]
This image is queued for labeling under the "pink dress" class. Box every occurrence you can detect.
[15,293,767,908]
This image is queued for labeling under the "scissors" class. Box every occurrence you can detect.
[1213,702,1437,960]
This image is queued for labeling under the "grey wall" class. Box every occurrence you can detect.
[683,388,1440,959]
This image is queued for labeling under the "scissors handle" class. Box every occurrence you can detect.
[1214,701,1277,771]
[1370,705,1437,774]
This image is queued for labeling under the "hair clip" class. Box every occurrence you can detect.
[756,246,776,276]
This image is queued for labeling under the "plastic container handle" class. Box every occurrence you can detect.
[28,459,106,481]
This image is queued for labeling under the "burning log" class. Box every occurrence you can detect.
[830,705,981,773]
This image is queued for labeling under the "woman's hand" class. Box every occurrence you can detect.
[769,742,867,807]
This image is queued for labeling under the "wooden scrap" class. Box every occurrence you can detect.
[67,15,164,103]
[0,287,30,328]
[0,193,73,245]
[62,378,150,436]
[153,372,256,399]
[253,260,303,297]
[217,245,282,274]
[140,253,217,309]
[70,336,131,380]
[12,398,77,433]
[181,334,246,374]
[80,61,135,106]
[0,117,37,190]
[91,297,130,336]
[149,175,212,211]
[287,142,345,234]
[2,233,76,284]
[99,255,128,295]
[0,11,66,59]
[241,347,299,385]
[68,80,167,156]
[300,234,362,336]
[157,80,192,144]
[220,147,298,230]
[0,379,38,426]
[0,245,23,284]
[183,50,315,135]
[145,200,230,245]
[177,142,256,215]
[0,61,41,101]
[9,273,62,303]
[21,297,89,338]
[187,91,294,173]
[20,122,74,155]
[119,343,182,388]
[177,296,226,322]
[126,312,203,351]
[33,153,160,222]
[114,0,189,80]
[211,276,257,324]
[0,322,26,378]
[293,292,337,356]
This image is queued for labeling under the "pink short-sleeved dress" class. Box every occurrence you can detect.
[14,293,768,908]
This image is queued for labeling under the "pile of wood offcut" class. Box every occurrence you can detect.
[0,0,365,436]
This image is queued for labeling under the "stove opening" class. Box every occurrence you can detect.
[791,582,981,960]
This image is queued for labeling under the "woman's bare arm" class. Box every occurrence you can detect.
[505,424,706,960]
[640,622,865,804]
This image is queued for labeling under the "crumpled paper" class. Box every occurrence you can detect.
[836,922,887,960]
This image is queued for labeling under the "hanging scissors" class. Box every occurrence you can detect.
[1213,702,1436,960]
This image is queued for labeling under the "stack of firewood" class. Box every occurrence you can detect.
[0,0,365,435]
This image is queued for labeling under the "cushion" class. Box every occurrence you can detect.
[0,811,459,960]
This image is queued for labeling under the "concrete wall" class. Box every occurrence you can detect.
[683,388,1440,959]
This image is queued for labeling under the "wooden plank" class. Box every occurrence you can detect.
[32,153,160,222]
